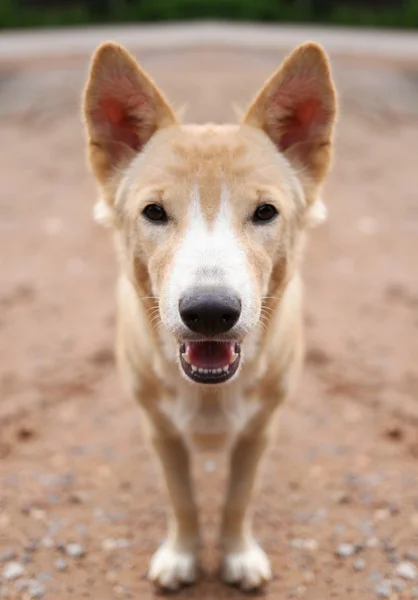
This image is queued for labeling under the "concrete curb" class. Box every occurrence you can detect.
[0,21,417,61]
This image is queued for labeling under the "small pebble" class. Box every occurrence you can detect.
[24,540,39,553]
[28,580,45,598]
[21,553,32,564]
[55,559,68,572]
[367,537,380,549]
[68,491,88,504]
[20,503,32,515]
[204,460,216,473]
[391,579,406,592]
[47,520,63,536]
[66,543,85,558]
[38,573,51,582]
[333,525,346,536]
[336,543,356,558]
[353,558,366,571]
[381,539,396,553]
[375,580,392,598]
[312,508,328,521]
[106,571,118,583]
[102,539,131,551]
[404,550,418,563]
[360,493,374,505]
[0,551,16,564]
[30,509,46,522]
[41,537,54,549]
[3,562,24,581]
[14,580,29,592]
[290,538,319,551]
[331,491,351,504]
[302,571,315,583]
[75,524,87,536]
[374,508,391,522]
[395,561,417,580]
[358,520,375,535]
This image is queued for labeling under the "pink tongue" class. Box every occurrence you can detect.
[186,342,234,369]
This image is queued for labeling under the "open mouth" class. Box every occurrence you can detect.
[179,341,241,384]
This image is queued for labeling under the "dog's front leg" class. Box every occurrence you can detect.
[148,431,199,590]
[221,429,272,590]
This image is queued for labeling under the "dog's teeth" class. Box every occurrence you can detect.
[191,365,197,372]
[223,365,229,372]
[229,352,238,364]
[182,352,191,364]
[198,368,204,373]
[217,368,222,374]
[203,369,209,374]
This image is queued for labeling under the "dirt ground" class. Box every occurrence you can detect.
[0,46,417,600]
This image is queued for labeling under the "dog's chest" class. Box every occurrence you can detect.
[160,387,261,450]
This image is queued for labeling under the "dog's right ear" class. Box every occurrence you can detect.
[83,42,177,185]
[243,43,337,191]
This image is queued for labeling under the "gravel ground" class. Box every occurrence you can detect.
[0,45,417,599]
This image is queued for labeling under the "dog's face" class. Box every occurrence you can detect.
[83,43,336,385]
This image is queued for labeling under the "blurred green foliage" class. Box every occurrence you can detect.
[1,0,417,29]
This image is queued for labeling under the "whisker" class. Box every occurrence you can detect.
[150,316,163,332]
[138,295,159,301]
[257,319,268,335]
[259,314,271,325]
[147,310,161,321]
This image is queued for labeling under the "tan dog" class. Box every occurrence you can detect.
[83,41,336,591]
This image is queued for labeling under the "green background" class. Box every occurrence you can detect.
[1,0,417,29]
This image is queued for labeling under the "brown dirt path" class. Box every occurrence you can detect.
[0,48,417,599]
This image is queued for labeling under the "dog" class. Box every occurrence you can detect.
[82,40,336,591]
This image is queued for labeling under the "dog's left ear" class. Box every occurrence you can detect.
[243,43,337,188]
[83,42,177,186]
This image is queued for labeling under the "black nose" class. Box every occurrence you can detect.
[179,287,241,336]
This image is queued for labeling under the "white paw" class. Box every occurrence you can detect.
[222,543,272,591]
[148,543,198,590]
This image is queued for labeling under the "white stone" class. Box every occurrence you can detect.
[396,561,417,581]
[3,562,24,581]
[66,543,85,558]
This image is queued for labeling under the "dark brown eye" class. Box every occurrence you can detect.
[252,203,278,223]
[142,204,167,223]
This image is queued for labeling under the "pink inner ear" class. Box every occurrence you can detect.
[90,82,151,153]
[97,97,141,151]
[279,97,325,151]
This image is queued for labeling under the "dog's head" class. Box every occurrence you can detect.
[83,42,336,385]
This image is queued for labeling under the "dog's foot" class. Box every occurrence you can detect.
[149,543,198,590]
[222,543,272,591]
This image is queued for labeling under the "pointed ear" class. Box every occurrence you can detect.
[83,42,177,185]
[243,43,337,186]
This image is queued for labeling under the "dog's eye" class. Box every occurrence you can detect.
[142,204,168,223]
[252,204,278,223]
